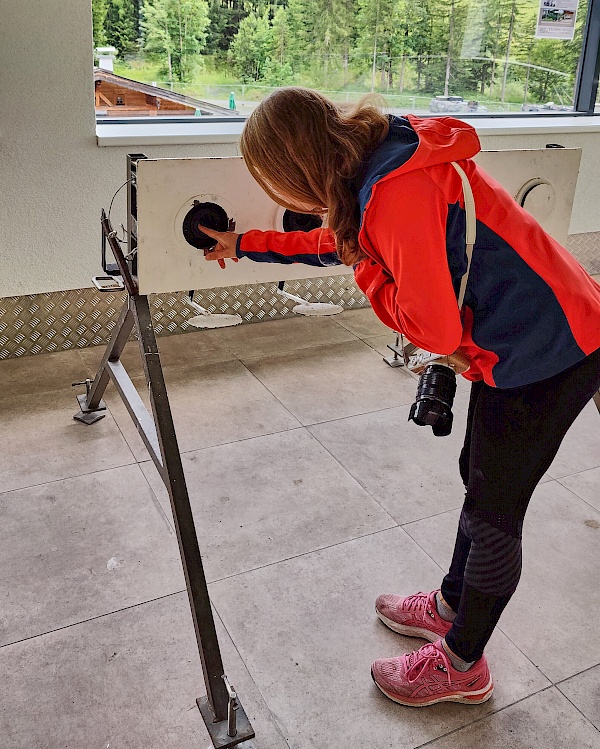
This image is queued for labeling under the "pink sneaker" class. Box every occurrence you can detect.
[371,640,494,707]
[375,590,452,641]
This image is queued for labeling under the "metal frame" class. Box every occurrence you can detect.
[574,0,600,114]
[73,157,255,749]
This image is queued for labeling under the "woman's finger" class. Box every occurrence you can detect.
[204,245,226,260]
[197,224,223,239]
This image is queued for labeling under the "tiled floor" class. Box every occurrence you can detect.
[1,307,599,749]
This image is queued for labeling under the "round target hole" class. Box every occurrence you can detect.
[182,202,229,249]
[282,211,323,233]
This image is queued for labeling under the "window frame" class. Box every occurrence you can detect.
[96,0,600,136]
[574,0,600,113]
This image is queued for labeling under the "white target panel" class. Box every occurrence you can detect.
[136,156,348,295]
[474,147,581,247]
[136,149,581,295]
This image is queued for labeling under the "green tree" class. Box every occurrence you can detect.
[206,0,248,54]
[228,9,271,80]
[142,0,210,82]
[106,0,140,57]
[355,0,407,90]
[92,0,108,47]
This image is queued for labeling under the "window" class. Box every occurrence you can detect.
[92,0,600,119]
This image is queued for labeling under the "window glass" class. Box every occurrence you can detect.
[92,0,591,117]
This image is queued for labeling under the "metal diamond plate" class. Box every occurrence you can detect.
[0,275,367,359]
[1,232,597,361]
[566,232,600,274]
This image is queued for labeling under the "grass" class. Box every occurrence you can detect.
[110,57,553,112]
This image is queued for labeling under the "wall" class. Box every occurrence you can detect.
[0,0,237,299]
[1,0,599,299]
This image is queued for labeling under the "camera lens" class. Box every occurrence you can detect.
[182,202,229,249]
[408,364,457,437]
[282,210,323,233]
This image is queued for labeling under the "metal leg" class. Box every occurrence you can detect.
[73,293,255,748]
[73,299,134,425]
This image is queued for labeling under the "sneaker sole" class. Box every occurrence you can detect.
[371,671,494,707]
[375,608,448,642]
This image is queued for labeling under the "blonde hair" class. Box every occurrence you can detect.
[239,87,389,266]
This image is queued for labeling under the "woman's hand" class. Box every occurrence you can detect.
[198,225,240,269]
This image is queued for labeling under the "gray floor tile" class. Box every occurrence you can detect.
[363,333,397,358]
[209,315,356,360]
[309,406,467,524]
[0,349,88,398]
[548,401,600,479]
[558,664,600,730]
[558,466,600,511]
[405,481,600,683]
[334,308,393,338]
[210,528,549,749]
[0,464,184,646]
[244,340,417,425]
[0,593,288,749]
[79,328,237,380]
[105,358,301,461]
[0,390,135,493]
[423,688,600,749]
[141,428,396,581]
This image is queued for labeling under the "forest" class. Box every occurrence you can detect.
[92,0,588,109]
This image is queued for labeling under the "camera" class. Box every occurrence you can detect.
[408,363,457,437]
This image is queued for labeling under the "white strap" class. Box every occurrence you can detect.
[450,161,476,309]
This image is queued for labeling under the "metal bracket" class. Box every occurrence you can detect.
[383,332,405,368]
[72,380,107,424]
[197,674,255,748]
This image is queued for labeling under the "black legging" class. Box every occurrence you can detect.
[441,347,600,663]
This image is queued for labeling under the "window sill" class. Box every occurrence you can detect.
[96,119,245,146]
[96,115,600,147]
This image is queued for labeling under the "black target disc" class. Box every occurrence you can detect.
[182,202,229,249]
[282,210,323,233]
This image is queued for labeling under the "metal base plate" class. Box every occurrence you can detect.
[384,342,405,368]
[383,355,404,368]
[76,393,107,413]
[74,393,108,425]
[197,697,255,749]
[73,410,106,425]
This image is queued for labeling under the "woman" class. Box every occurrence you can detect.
[199,87,600,707]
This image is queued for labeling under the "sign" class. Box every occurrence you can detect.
[536,0,579,40]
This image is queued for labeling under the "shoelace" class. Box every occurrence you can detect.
[403,592,436,623]
[403,643,453,687]
[403,592,429,611]
[407,351,442,370]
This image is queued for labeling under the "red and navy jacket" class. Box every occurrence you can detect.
[235,115,600,388]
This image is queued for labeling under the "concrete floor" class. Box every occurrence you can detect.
[0,307,599,749]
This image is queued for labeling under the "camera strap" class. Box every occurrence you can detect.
[401,161,476,367]
[450,161,476,309]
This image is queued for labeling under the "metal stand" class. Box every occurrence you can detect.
[73,155,255,748]
[383,332,405,368]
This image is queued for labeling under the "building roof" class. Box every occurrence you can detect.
[93,68,237,116]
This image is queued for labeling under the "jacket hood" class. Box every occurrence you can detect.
[357,114,481,214]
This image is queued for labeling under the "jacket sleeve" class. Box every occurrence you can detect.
[354,169,463,354]
[236,228,342,267]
